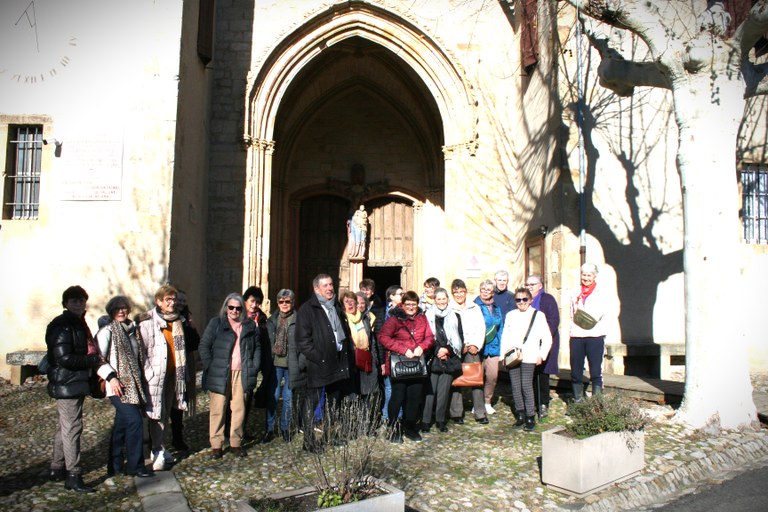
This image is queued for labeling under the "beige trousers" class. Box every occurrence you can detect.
[482,355,500,404]
[209,370,246,449]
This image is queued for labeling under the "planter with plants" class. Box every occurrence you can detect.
[541,393,648,498]
[239,397,404,511]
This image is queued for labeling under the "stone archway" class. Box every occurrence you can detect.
[242,1,477,299]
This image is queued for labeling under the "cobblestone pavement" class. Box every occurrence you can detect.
[1,372,766,512]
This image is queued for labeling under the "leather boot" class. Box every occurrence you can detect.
[513,411,526,428]
[571,382,584,403]
[524,416,536,432]
[403,422,422,442]
[592,383,603,396]
[65,470,95,493]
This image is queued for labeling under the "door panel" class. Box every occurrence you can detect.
[297,195,350,302]
[367,199,413,267]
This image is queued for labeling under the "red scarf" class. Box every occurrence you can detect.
[579,282,597,303]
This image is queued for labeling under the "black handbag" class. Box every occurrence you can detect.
[431,354,462,375]
[389,353,427,380]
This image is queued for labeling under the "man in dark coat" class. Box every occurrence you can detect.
[527,275,560,417]
[45,285,103,493]
[296,273,353,452]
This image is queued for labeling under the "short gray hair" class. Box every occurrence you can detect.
[479,278,495,291]
[581,262,599,274]
[494,270,509,280]
[275,289,295,303]
[219,293,246,321]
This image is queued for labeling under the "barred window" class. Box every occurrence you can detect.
[3,125,43,220]
[741,164,768,244]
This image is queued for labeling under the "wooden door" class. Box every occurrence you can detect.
[297,195,350,303]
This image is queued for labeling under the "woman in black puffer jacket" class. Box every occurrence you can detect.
[199,293,261,459]
[45,285,103,493]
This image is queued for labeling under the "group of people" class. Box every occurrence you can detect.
[43,261,616,490]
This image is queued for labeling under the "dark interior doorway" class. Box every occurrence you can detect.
[363,265,402,304]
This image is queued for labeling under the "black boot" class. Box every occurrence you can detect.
[513,411,525,428]
[403,422,422,442]
[49,468,66,481]
[65,470,95,493]
[171,408,189,451]
[524,416,536,432]
[571,383,585,403]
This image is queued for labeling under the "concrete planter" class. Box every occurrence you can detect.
[237,477,404,512]
[541,426,645,497]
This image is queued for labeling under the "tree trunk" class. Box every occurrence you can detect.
[672,72,757,430]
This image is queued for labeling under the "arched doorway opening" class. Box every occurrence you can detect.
[244,2,477,300]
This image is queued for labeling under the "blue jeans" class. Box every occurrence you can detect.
[266,366,292,432]
[109,396,145,474]
[569,336,605,389]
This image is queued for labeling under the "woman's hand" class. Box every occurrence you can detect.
[110,377,124,397]
[536,357,543,365]
[404,349,414,358]
[413,346,424,357]
[437,347,450,360]
[466,345,479,355]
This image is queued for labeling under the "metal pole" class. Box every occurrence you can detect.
[576,6,587,266]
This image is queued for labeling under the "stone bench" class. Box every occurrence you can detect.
[603,342,685,380]
[6,350,46,385]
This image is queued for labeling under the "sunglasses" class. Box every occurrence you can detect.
[277,299,292,304]
[514,297,530,303]
[227,305,243,311]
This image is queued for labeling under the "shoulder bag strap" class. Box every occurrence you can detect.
[521,310,538,346]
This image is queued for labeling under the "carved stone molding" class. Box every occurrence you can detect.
[443,138,479,158]
[242,135,276,153]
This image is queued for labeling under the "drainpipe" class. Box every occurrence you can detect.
[576,6,587,266]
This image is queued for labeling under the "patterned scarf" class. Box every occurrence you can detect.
[345,310,369,350]
[274,311,290,357]
[158,309,188,411]
[111,320,147,406]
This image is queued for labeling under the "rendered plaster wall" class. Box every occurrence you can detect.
[0,0,184,380]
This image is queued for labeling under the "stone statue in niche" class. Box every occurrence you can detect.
[347,205,368,259]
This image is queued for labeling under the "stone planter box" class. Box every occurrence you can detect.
[541,426,645,498]
[237,477,404,512]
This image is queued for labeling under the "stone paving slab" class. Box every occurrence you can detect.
[0,373,766,512]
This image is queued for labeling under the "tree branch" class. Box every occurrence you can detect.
[585,32,671,96]
[733,0,768,56]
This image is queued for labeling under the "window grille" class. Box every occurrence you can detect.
[741,164,768,244]
[3,125,43,220]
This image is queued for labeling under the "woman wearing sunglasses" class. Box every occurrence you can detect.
[199,293,261,458]
[266,289,298,442]
[499,287,552,432]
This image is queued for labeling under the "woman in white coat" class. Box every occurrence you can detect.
[499,287,552,431]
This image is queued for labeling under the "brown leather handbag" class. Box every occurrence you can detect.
[452,361,483,387]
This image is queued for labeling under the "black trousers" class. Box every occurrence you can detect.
[388,378,424,426]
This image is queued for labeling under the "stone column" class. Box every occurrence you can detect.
[243,136,275,296]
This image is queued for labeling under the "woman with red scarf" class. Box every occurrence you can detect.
[569,262,619,402]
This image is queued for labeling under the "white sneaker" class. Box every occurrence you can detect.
[485,403,496,415]
[151,451,166,471]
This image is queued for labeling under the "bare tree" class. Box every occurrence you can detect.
[563,0,766,430]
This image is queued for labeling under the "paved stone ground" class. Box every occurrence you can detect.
[0,372,766,512]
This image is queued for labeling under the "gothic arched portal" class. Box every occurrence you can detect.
[242,2,476,299]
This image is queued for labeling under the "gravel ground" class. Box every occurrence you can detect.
[1,373,767,512]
